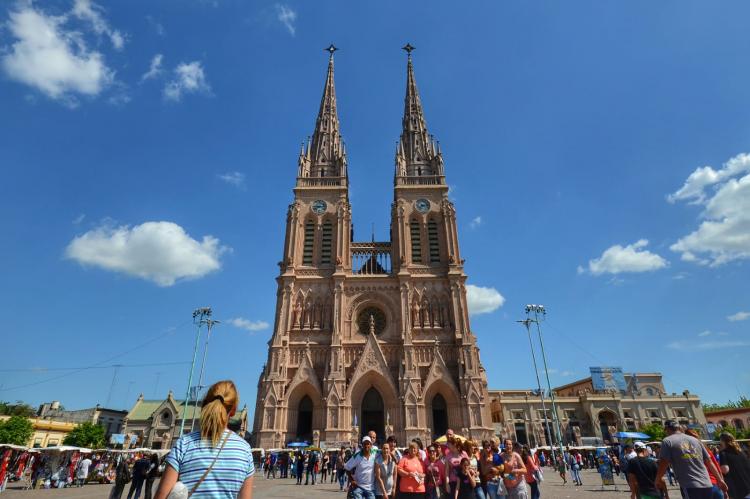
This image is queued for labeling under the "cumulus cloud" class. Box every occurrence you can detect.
[145,15,166,37]
[1,4,114,105]
[466,284,505,315]
[470,216,482,229]
[579,239,668,276]
[65,221,229,286]
[141,54,163,81]
[71,0,125,50]
[163,61,211,101]
[217,171,245,188]
[275,4,296,35]
[228,318,270,333]
[669,153,750,266]
[728,311,750,322]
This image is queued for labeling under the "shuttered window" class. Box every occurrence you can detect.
[428,219,439,262]
[303,221,315,265]
[320,221,333,264]
[410,220,422,263]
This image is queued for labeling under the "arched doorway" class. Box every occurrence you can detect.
[296,395,313,442]
[361,387,384,443]
[598,410,617,443]
[431,394,448,439]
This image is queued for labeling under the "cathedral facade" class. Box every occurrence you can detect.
[252,48,493,449]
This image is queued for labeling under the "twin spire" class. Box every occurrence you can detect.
[297,44,444,187]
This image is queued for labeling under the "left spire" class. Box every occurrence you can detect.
[298,44,347,185]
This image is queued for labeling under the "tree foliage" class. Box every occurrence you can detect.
[0,416,34,446]
[704,396,750,413]
[0,401,36,418]
[63,422,105,448]
[638,423,666,441]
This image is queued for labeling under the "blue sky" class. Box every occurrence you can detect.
[1,1,749,416]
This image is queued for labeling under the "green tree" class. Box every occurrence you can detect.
[0,415,34,446]
[638,423,666,441]
[63,422,105,448]
[704,396,750,413]
[0,401,36,417]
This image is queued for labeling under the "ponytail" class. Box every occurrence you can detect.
[200,380,238,446]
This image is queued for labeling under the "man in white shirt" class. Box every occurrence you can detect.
[345,436,378,499]
[76,457,92,487]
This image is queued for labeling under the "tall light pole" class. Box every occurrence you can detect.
[190,318,220,432]
[526,304,565,461]
[517,318,557,463]
[180,307,211,436]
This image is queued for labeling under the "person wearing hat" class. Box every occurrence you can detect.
[628,441,668,499]
[345,436,379,499]
[655,420,727,499]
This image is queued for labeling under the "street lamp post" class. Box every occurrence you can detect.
[190,318,220,432]
[517,318,557,463]
[179,307,211,436]
[526,304,566,462]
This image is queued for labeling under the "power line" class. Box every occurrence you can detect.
[0,320,190,392]
[0,361,191,373]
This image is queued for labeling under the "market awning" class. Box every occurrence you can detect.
[613,432,651,440]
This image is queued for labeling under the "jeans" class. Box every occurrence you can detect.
[126,478,144,499]
[529,481,540,499]
[337,469,347,490]
[709,485,724,499]
[144,478,155,499]
[571,467,582,484]
[486,480,505,499]
[351,486,376,499]
[475,484,488,499]
[684,488,715,499]
[110,482,126,499]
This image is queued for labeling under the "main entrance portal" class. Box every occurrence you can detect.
[360,387,385,444]
[296,395,313,443]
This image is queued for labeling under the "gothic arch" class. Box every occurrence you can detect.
[346,291,400,338]
[285,381,324,437]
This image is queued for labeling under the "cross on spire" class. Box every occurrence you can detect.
[402,43,415,56]
[325,44,338,59]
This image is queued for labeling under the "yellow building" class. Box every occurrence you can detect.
[0,415,77,448]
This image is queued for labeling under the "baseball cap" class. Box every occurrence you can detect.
[634,441,646,450]
[362,436,372,444]
[664,420,680,431]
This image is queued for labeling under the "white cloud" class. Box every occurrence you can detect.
[72,214,86,225]
[275,4,296,36]
[141,54,163,81]
[1,5,114,104]
[697,330,712,337]
[667,339,750,351]
[669,153,750,266]
[580,239,668,276]
[228,318,270,333]
[65,221,229,286]
[466,284,505,315]
[163,61,211,102]
[470,216,482,229]
[217,171,245,188]
[728,311,750,322]
[145,16,166,37]
[71,0,125,50]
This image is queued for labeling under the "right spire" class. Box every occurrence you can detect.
[395,44,444,184]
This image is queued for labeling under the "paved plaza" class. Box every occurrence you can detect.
[0,469,683,499]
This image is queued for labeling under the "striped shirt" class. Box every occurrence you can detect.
[166,430,254,499]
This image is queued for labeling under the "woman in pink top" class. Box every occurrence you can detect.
[445,438,469,497]
[424,445,445,499]
[397,442,426,498]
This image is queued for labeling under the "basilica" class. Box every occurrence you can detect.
[251,46,494,449]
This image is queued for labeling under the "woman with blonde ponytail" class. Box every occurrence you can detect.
[155,381,254,499]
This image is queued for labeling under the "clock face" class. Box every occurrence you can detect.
[415,198,430,213]
[311,200,327,214]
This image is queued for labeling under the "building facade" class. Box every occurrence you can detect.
[37,401,127,439]
[252,48,494,449]
[0,415,76,448]
[489,370,707,446]
[705,407,750,434]
[123,392,248,449]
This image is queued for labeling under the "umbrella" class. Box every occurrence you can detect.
[613,432,651,440]
[306,446,322,452]
[287,441,309,448]
[434,434,467,444]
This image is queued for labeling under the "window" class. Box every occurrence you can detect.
[410,220,422,263]
[626,420,637,431]
[48,440,58,447]
[33,438,42,448]
[648,409,660,419]
[302,220,315,265]
[427,219,440,263]
[645,387,656,396]
[512,411,525,421]
[564,409,578,420]
[674,408,687,418]
[537,409,551,420]
[320,221,333,264]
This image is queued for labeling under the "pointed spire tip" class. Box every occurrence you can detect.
[402,43,415,56]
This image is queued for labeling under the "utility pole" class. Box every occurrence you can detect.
[526,304,566,462]
[180,307,211,436]
[190,318,220,432]
[517,318,557,463]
